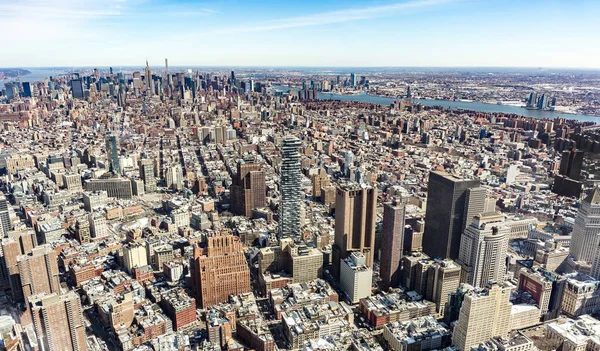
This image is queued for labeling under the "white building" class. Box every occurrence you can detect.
[571,187,600,263]
[458,212,509,288]
[340,252,372,304]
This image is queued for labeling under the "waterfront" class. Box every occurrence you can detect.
[271,85,598,122]
[1,68,68,88]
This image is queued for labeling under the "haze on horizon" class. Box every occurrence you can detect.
[0,0,598,69]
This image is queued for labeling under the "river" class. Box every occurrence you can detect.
[271,85,598,122]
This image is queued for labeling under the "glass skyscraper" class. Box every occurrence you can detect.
[105,135,121,175]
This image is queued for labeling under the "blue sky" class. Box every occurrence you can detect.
[0,0,599,68]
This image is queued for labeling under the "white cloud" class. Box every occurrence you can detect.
[190,0,455,36]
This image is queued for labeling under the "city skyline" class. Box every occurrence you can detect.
[1,0,599,68]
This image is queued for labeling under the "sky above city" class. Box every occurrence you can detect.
[0,0,599,68]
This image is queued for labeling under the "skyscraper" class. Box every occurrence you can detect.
[145,59,152,94]
[458,213,509,288]
[559,150,584,180]
[22,82,32,97]
[191,235,251,308]
[139,159,156,193]
[0,196,10,236]
[332,182,377,278]
[554,149,584,197]
[452,282,512,351]
[279,136,302,238]
[572,187,600,263]
[105,135,120,175]
[380,197,406,288]
[423,171,480,260]
[462,187,487,232]
[230,162,266,218]
[71,78,84,99]
[29,292,88,351]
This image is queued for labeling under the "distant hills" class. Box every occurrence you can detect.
[0,68,31,78]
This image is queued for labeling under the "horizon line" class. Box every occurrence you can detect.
[3,65,600,71]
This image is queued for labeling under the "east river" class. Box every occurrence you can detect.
[271,85,598,122]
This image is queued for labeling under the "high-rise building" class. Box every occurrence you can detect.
[559,150,584,180]
[16,245,60,301]
[311,169,330,201]
[22,82,32,97]
[145,59,152,94]
[571,187,600,263]
[554,149,584,197]
[423,171,480,260]
[462,187,487,232]
[230,162,266,218]
[380,197,406,288]
[192,235,251,308]
[105,135,120,175]
[139,159,156,193]
[29,292,87,351]
[71,79,84,99]
[425,259,462,316]
[458,213,509,288]
[165,164,184,191]
[0,196,10,236]
[452,282,512,351]
[279,137,302,238]
[0,230,36,298]
[332,182,377,278]
[350,73,357,87]
[339,252,372,304]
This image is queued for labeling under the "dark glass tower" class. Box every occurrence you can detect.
[423,171,480,260]
[105,135,121,175]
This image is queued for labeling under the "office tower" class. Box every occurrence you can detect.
[139,159,157,193]
[279,137,302,238]
[230,162,266,218]
[105,135,120,175]
[350,73,357,87]
[339,252,372,304]
[22,82,32,97]
[71,78,84,99]
[0,196,10,236]
[452,282,512,351]
[380,197,406,288]
[425,259,461,315]
[16,246,60,301]
[191,235,251,308]
[462,187,487,232]
[458,213,509,288]
[29,292,87,351]
[332,182,377,278]
[571,187,600,263]
[423,171,480,260]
